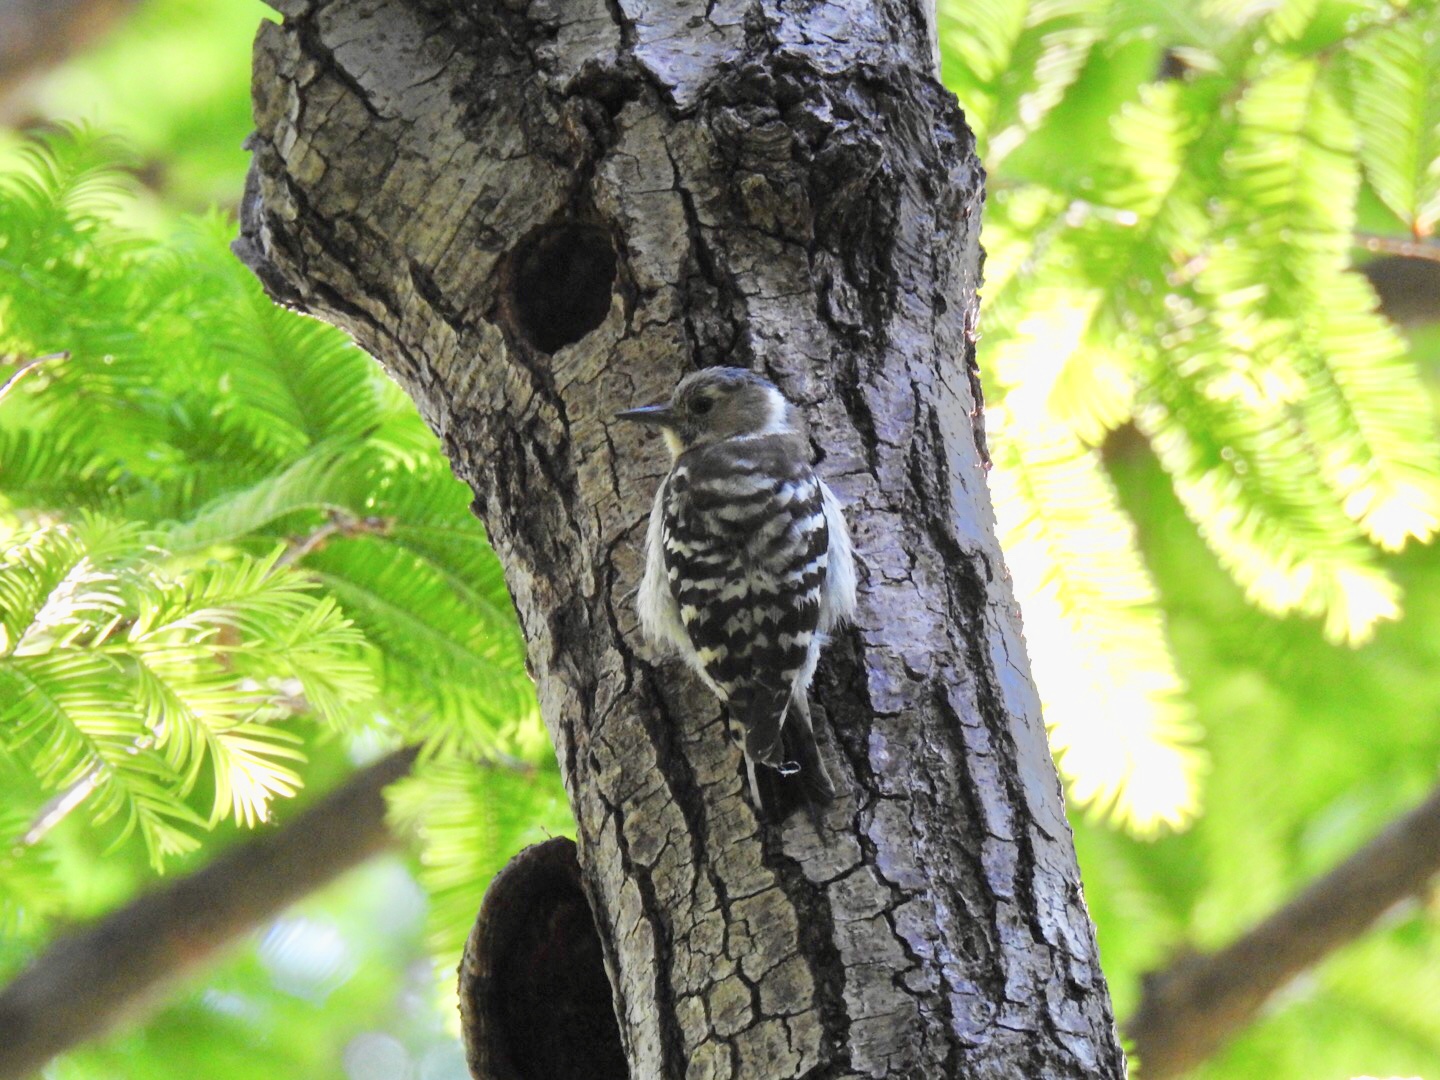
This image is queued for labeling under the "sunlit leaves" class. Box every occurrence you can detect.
[2,646,205,866]
[1301,273,1440,548]
[0,523,372,863]
[0,122,134,256]
[385,757,571,1005]
[938,0,1030,139]
[947,0,1440,831]
[1263,0,1323,43]
[0,794,63,939]
[938,0,1106,164]
[1340,6,1440,237]
[305,534,537,757]
[1208,62,1356,301]
[989,395,1204,831]
[1136,365,1401,643]
[1200,61,1440,557]
[0,129,544,879]
[0,127,179,465]
[173,212,394,458]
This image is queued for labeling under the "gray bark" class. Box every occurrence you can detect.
[236,1,1126,1076]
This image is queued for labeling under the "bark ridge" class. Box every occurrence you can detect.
[237,1,1126,1076]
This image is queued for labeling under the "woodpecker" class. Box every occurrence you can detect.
[616,367,857,812]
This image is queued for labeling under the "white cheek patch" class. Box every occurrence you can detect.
[733,386,794,440]
[662,429,684,457]
[763,387,788,435]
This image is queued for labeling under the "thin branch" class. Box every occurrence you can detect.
[278,509,392,568]
[0,0,140,106]
[1356,231,1440,264]
[21,762,106,847]
[19,731,159,849]
[1126,783,1440,1078]
[0,352,68,407]
[0,747,419,1080]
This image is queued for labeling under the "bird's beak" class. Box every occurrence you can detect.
[615,403,675,427]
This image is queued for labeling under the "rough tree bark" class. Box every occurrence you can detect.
[236,1,1126,1076]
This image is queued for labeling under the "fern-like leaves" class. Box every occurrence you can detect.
[990,393,1203,832]
[0,127,545,878]
[951,0,1440,831]
[385,756,571,1002]
[0,522,373,865]
[1341,6,1440,237]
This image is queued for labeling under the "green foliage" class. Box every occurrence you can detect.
[987,403,1202,831]
[1341,12,1440,236]
[46,857,469,1080]
[5,2,1440,1078]
[385,756,572,993]
[12,0,270,209]
[940,0,1440,831]
[1074,447,1440,1075]
[0,127,543,894]
[0,518,370,863]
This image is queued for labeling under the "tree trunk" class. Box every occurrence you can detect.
[236,1,1126,1076]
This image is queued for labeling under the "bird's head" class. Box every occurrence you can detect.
[615,367,797,456]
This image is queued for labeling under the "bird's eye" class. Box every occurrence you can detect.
[690,397,714,415]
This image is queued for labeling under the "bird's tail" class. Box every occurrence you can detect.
[739,693,835,823]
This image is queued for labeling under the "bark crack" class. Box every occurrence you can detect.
[235,1,1127,1075]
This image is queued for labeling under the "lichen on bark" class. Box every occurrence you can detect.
[237,1,1127,1076]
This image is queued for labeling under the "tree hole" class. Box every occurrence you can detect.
[458,837,627,1080]
[507,225,617,353]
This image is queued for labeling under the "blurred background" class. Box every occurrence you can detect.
[1,0,1438,1077]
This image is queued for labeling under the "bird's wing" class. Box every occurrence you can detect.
[664,443,829,767]
[637,475,688,654]
[818,479,857,632]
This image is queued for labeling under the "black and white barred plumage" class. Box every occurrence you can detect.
[618,368,856,811]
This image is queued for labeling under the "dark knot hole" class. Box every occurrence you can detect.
[507,225,617,353]
[458,837,626,1080]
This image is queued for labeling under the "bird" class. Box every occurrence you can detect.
[615,367,857,814]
